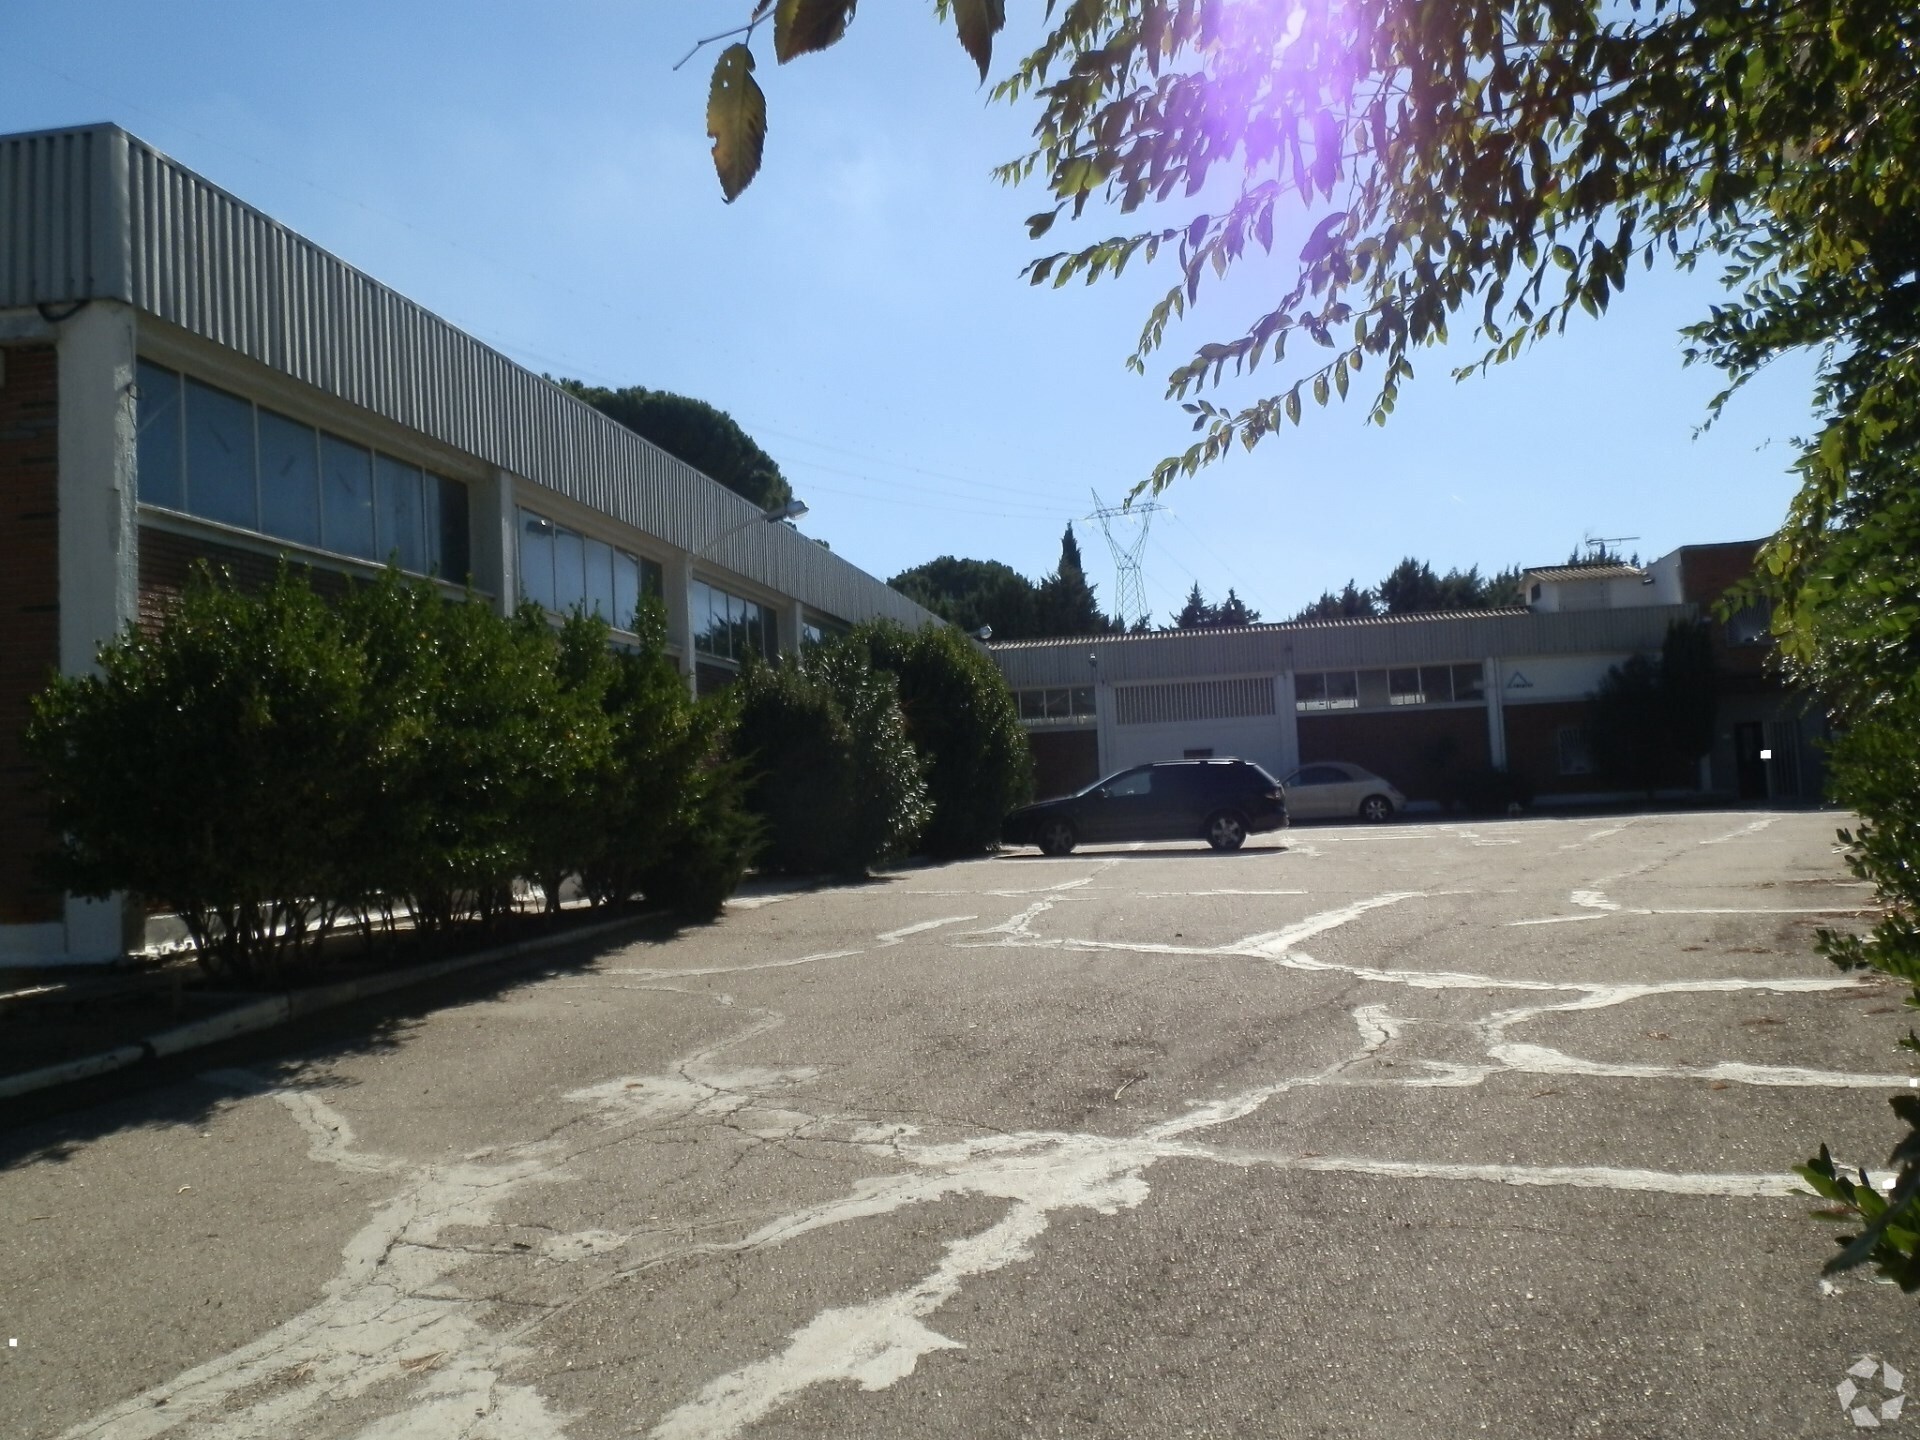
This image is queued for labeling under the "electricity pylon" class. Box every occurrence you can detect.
[1088,490,1164,630]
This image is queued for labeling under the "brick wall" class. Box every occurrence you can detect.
[1502,700,1604,796]
[1297,705,1490,802]
[1679,540,1770,678]
[138,525,355,633]
[1029,727,1099,800]
[0,346,63,924]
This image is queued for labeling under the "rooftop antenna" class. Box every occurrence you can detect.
[1087,490,1164,630]
[1583,533,1641,563]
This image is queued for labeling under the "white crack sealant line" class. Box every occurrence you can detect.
[904,873,1110,899]
[1202,1145,1804,1198]
[63,1002,840,1440]
[1134,888,1310,898]
[62,1084,578,1440]
[1510,904,1875,926]
[1472,977,1913,1090]
[1560,821,1634,851]
[603,915,978,981]
[1701,817,1779,845]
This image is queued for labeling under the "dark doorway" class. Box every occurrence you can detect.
[1029,728,1100,800]
[1733,722,1768,799]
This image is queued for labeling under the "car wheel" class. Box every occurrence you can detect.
[1359,794,1394,823]
[1206,810,1248,851]
[1038,819,1078,856]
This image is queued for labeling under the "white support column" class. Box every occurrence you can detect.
[475,468,517,616]
[1274,670,1300,777]
[1090,656,1113,776]
[779,598,805,660]
[1484,657,1508,770]
[58,301,141,960]
[666,551,698,697]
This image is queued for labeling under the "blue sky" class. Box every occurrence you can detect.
[5,3,1821,623]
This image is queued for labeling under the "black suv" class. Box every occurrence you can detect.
[1002,759,1288,855]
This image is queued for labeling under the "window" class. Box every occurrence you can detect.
[1309,664,1485,710]
[1295,671,1358,711]
[258,409,321,548]
[1106,770,1152,797]
[1726,599,1773,646]
[185,377,257,530]
[322,434,377,559]
[691,578,776,661]
[375,455,428,574]
[1014,687,1097,722]
[518,506,660,629]
[137,360,469,580]
[1557,726,1594,776]
[135,360,185,510]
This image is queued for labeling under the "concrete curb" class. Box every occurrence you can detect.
[0,910,657,1103]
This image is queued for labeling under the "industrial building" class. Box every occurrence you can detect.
[0,124,934,965]
[990,540,1825,809]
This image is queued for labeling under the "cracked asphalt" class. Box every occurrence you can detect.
[5,808,1919,1439]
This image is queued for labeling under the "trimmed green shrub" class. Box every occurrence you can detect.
[27,565,763,977]
[733,649,929,875]
[337,576,570,932]
[839,621,1032,857]
[583,603,759,919]
[27,564,369,980]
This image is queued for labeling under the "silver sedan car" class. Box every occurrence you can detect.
[1279,762,1407,822]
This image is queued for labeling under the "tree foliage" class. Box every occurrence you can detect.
[841,620,1033,857]
[1290,558,1522,621]
[890,556,1041,639]
[732,649,931,875]
[1170,582,1261,629]
[1586,620,1717,796]
[557,379,795,513]
[892,525,1118,640]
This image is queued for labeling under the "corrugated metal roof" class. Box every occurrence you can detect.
[988,605,1696,687]
[0,124,933,629]
[1522,564,1644,582]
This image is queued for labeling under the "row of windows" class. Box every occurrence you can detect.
[137,360,469,580]
[1016,686,1097,722]
[1296,664,1486,712]
[517,508,662,630]
[693,580,778,663]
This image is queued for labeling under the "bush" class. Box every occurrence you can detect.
[28,564,369,980]
[733,649,929,875]
[27,565,762,976]
[583,603,759,919]
[839,621,1031,857]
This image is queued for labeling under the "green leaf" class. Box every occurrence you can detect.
[774,0,856,63]
[949,0,1006,82]
[1299,211,1350,264]
[1027,208,1061,239]
[1284,388,1301,425]
[707,45,768,203]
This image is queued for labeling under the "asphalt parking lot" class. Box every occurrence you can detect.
[5,809,1917,1439]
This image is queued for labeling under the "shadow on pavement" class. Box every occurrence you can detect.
[0,909,703,1171]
